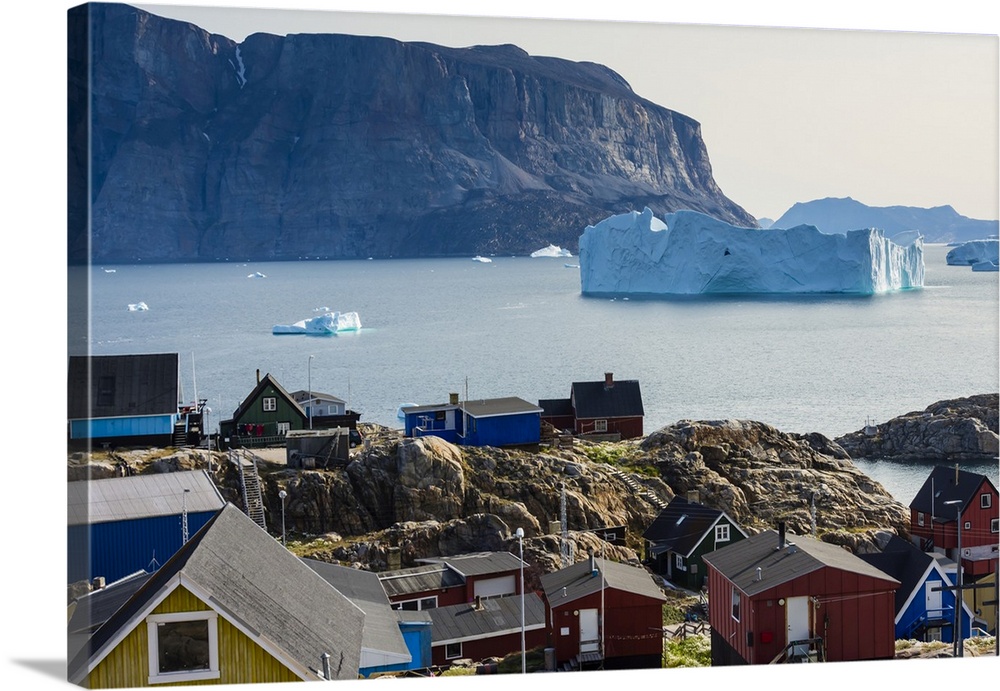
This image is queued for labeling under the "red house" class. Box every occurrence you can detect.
[703,527,899,666]
[539,372,644,440]
[378,552,525,610]
[908,465,999,578]
[540,552,666,670]
[426,594,547,666]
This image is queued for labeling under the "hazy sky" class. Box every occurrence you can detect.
[133,0,999,222]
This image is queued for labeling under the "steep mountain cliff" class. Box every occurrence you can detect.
[68,3,756,264]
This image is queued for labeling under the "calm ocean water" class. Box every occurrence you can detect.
[73,244,998,502]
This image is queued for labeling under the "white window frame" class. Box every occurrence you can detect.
[982,493,993,509]
[992,518,999,533]
[917,512,925,527]
[445,642,463,660]
[594,419,608,433]
[715,524,731,543]
[675,554,685,571]
[262,397,277,412]
[391,595,438,611]
[276,421,290,435]
[146,611,220,685]
[731,586,741,622]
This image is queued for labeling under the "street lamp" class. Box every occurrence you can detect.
[515,527,525,674]
[307,355,314,429]
[279,490,288,547]
[944,499,963,657]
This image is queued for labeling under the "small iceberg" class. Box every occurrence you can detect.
[396,403,418,419]
[972,261,999,272]
[472,256,492,263]
[247,271,267,278]
[127,302,148,311]
[273,311,361,335]
[531,244,573,258]
[564,263,580,269]
[104,268,116,273]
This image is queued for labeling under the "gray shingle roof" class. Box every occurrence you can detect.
[462,397,543,418]
[571,378,643,419]
[642,496,730,556]
[540,557,666,605]
[909,465,998,517]
[70,504,364,683]
[68,353,179,419]
[428,594,546,645]
[378,564,465,598]
[417,552,524,577]
[702,530,900,597]
[67,470,225,526]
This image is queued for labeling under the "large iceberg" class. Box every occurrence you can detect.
[946,239,999,266]
[272,311,361,335]
[530,244,573,258]
[578,208,924,296]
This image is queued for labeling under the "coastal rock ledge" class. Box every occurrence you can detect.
[834,393,999,462]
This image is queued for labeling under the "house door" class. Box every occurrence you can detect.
[786,597,811,658]
[925,580,943,619]
[579,609,600,654]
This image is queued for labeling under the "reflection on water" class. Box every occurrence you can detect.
[851,456,1000,504]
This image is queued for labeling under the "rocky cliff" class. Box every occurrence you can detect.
[68,3,756,264]
[835,394,999,462]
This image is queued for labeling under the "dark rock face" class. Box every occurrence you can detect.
[69,4,756,264]
[834,394,1000,462]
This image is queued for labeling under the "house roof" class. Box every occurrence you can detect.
[377,564,466,598]
[67,469,225,526]
[68,570,153,634]
[290,390,345,404]
[400,403,459,415]
[538,398,573,417]
[909,465,998,518]
[859,536,935,614]
[227,372,307,422]
[303,559,411,665]
[69,503,364,684]
[540,556,666,605]
[416,552,524,577]
[428,594,546,645]
[642,496,744,557]
[462,397,543,418]
[703,529,900,597]
[68,353,179,420]
[571,377,643,419]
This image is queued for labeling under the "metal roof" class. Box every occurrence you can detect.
[416,552,524,577]
[461,397,543,418]
[702,530,900,597]
[540,557,666,605]
[70,504,364,683]
[571,378,643,419]
[67,470,225,526]
[67,353,179,419]
[909,465,998,516]
[642,496,733,557]
[377,564,465,598]
[429,594,546,645]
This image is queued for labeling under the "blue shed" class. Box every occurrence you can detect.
[67,470,225,584]
[402,396,541,447]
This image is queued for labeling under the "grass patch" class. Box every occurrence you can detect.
[663,636,711,668]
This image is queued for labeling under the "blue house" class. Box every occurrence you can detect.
[67,470,225,584]
[860,535,975,643]
[401,395,542,447]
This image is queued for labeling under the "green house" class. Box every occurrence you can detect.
[642,495,749,591]
[219,373,308,449]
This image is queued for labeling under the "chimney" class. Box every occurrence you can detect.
[449,392,459,405]
[474,595,482,610]
[955,463,959,486]
[604,372,614,389]
[778,522,786,550]
[91,576,106,590]
[589,549,597,576]
[256,368,260,384]
[687,489,700,504]
[321,652,331,680]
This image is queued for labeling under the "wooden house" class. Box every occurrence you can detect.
[67,470,225,584]
[218,372,308,449]
[401,396,542,447]
[860,535,975,643]
[426,594,547,667]
[68,353,194,449]
[540,552,666,671]
[378,552,526,610]
[642,495,749,591]
[68,503,364,687]
[539,373,644,440]
[290,389,346,418]
[964,571,998,635]
[908,465,999,578]
[703,526,899,665]
[303,559,419,676]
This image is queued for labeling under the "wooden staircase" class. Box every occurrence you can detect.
[602,464,669,511]
[230,449,266,530]
[171,421,188,447]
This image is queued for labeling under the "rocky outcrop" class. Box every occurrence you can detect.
[69,4,755,264]
[834,394,999,462]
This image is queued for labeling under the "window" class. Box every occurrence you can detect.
[445,642,462,660]
[262,397,276,412]
[731,586,741,621]
[435,410,446,421]
[992,518,999,533]
[594,419,608,432]
[390,596,437,611]
[146,611,219,684]
[982,494,993,509]
[716,524,731,543]
[277,422,290,435]
[675,554,685,571]
[965,521,972,531]
[917,512,925,527]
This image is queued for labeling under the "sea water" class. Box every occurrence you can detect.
[74,244,998,502]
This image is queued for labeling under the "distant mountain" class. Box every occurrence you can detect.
[68,3,755,265]
[756,217,774,229]
[771,197,998,244]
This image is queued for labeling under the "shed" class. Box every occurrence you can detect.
[285,428,351,468]
[379,552,525,610]
[427,594,547,666]
[402,396,542,447]
[67,469,225,584]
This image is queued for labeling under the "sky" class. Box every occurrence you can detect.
[1,2,998,691]
[128,0,1000,223]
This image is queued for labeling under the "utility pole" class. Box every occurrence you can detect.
[560,482,570,567]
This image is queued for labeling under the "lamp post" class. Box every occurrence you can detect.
[515,527,525,674]
[944,499,963,657]
[307,355,314,429]
[279,490,288,547]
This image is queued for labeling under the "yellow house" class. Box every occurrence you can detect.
[69,503,364,687]
[964,570,998,635]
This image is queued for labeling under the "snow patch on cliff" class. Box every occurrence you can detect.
[579,208,924,296]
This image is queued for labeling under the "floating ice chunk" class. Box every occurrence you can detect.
[472,256,492,263]
[530,244,573,258]
[972,261,999,272]
[946,239,999,266]
[272,311,361,335]
[247,271,267,278]
[127,302,148,311]
[396,403,418,419]
[579,208,924,296]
